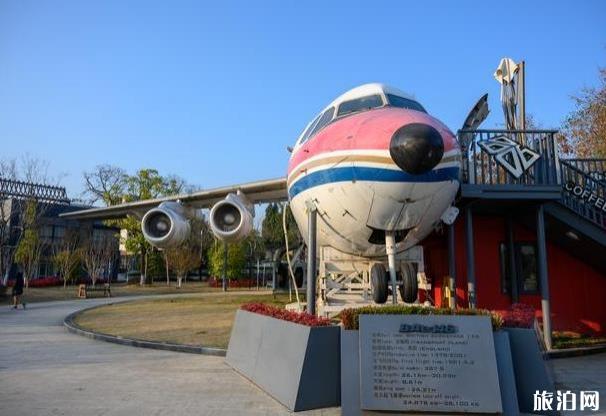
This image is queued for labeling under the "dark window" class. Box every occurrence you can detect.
[499,243,510,294]
[307,107,334,139]
[499,242,539,295]
[337,94,384,117]
[386,94,426,113]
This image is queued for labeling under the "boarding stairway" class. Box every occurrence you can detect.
[458,130,606,273]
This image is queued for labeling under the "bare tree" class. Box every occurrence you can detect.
[82,232,116,287]
[1,158,18,284]
[1,156,62,285]
[165,247,199,288]
[82,165,127,206]
[559,67,606,158]
[164,217,209,288]
[52,231,81,288]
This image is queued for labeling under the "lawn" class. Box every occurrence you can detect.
[73,292,298,349]
[3,281,248,304]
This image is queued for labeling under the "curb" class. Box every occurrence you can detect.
[63,301,227,357]
[547,344,606,359]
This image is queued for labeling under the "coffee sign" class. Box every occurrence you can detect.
[359,314,502,414]
[564,181,606,211]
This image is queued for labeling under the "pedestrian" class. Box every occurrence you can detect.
[12,272,26,309]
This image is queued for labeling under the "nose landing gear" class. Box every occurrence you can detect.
[369,261,419,305]
[370,263,388,304]
[369,232,420,305]
[399,262,418,304]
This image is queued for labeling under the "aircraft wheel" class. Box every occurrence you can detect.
[371,263,388,304]
[399,263,418,303]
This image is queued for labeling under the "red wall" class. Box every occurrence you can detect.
[423,215,606,335]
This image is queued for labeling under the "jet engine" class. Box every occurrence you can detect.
[209,193,253,243]
[141,201,191,248]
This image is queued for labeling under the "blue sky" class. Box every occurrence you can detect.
[1,0,604,200]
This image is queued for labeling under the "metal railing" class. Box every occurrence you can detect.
[458,129,559,186]
[0,177,70,204]
[559,159,606,230]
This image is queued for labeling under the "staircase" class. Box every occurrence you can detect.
[457,129,606,272]
[559,159,606,230]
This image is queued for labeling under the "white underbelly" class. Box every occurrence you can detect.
[289,179,459,258]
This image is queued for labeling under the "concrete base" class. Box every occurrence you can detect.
[505,328,557,415]
[226,309,341,412]
[341,327,556,415]
[493,331,520,416]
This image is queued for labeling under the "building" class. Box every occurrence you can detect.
[0,178,119,282]
[420,129,605,343]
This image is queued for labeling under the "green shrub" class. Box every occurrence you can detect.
[339,304,503,331]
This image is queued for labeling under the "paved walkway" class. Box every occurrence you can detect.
[0,296,338,416]
[0,296,604,415]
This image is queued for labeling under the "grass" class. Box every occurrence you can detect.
[2,281,244,304]
[73,292,296,349]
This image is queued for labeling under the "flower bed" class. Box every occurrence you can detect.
[208,277,256,288]
[241,303,332,327]
[227,306,340,410]
[339,304,502,330]
[496,303,535,328]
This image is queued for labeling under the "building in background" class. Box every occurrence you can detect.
[0,178,119,282]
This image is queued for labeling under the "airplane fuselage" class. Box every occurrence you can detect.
[287,98,461,258]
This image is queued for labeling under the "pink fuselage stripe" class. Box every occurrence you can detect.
[287,107,457,176]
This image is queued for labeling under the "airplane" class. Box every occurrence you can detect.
[62,83,466,313]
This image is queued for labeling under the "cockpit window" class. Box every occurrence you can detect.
[337,94,384,117]
[298,113,322,144]
[306,107,334,139]
[386,94,426,113]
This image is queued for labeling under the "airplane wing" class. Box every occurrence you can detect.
[60,177,288,220]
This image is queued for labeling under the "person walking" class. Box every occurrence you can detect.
[12,272,26,309]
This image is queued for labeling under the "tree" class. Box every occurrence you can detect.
[262,203,300,251]
[164,216,210,287]
[1,156,57,285]
[82,165,127,206]
[52,231,81,288]
[121,169,185,286]
[82,232,116,287]
[0,159,17,284]
[208,240,247,280]
[165,247,199,288]
[559,68,606,158]
[13,200,47,288]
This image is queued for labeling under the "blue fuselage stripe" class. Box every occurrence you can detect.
[287,166,460,199]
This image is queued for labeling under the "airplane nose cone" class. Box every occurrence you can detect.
[389,123,444,174]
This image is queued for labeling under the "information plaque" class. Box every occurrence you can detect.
[359,314,502,414]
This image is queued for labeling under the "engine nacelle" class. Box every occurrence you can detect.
[141,202,191,249]
[209,193,253,243]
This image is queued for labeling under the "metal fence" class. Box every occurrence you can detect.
[0,177,70,204]
[458,129,559,186]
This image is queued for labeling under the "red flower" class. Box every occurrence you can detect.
[498,303,535,328]
[241,303,332,327]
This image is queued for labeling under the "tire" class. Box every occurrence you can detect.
[399,262,418,303]
[371,263,388,304]
[294,267,304,288]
